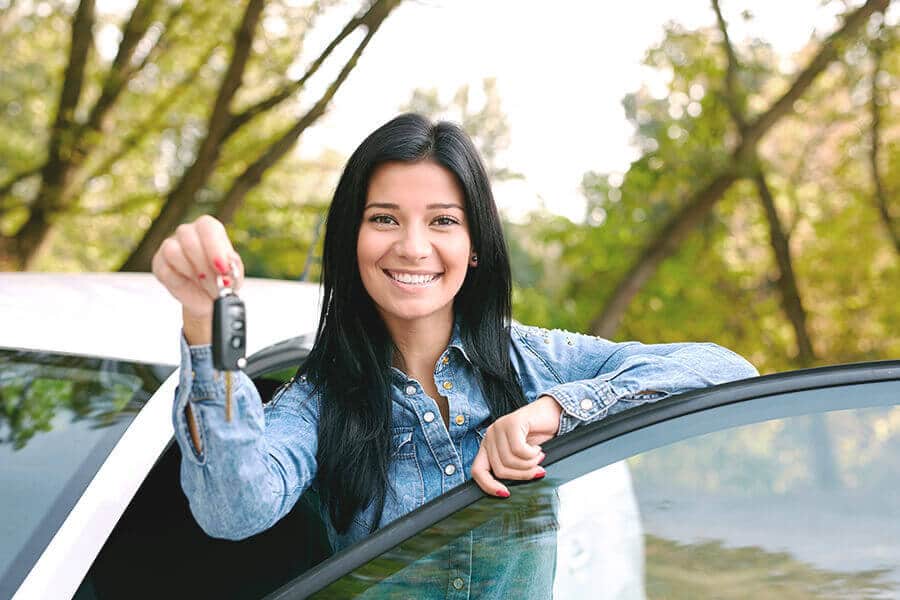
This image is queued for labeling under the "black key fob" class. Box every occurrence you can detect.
[212,291,246,371]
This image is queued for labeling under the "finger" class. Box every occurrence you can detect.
[229,250,244,293]
[153,249,210,308]
[160,238,202,288]
[487,436,541,480]
[195,215,238,281]
[506,421,544,461]
[174,224,218,299]
[471,445,509,498]
[493,428,541,471]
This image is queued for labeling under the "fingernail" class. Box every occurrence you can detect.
[538,452,546,462]
[213,257,228,274]
[222,277,231,287]
[496,489,510,498]
[198,273,206,280]
[533,469,546,480]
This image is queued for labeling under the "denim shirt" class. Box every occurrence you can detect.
[173,320,758,556]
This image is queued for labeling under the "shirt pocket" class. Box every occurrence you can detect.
[352,427,425,531]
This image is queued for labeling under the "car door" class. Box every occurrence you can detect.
[264,360,900,599]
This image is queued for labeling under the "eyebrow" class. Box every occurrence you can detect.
[364,202,464,211]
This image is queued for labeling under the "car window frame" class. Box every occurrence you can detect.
[263,359,900,599]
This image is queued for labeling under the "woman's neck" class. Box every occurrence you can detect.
[384,310,454,378]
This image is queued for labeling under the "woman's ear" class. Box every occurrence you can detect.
[469,253,478,267]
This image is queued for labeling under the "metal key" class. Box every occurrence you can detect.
[212,262,246,421]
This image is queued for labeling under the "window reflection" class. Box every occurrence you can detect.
[314,398,900,598]
[0,348,173,598]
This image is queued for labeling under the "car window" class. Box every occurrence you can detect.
[0,348,174,599]
[75,342,330,600]
[286,374,900,599]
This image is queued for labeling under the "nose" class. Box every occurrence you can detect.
[394,223,431,261]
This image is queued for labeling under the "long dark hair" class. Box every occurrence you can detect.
[299,113,527,534]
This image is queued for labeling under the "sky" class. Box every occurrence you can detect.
[292,0,858,222]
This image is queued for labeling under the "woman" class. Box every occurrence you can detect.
[152,113,758,554]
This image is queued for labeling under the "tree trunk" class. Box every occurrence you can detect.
[118,0,266,272]
[12,0,162,269]
[13,0,95,269]
[755,169,839,489]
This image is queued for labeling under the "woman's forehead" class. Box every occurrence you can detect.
[366,161,464,209]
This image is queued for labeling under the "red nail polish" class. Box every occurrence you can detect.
[496,489,510,498]
[198,273,206,280]
[213,257,228,274]
[222,277,231,287]
[533,469,546,480]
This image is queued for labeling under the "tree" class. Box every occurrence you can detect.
[587,0,891,338]
[0,0,403,271]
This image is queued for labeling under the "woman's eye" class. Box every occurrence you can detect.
[370,215,396,225]
[433,216,459,226]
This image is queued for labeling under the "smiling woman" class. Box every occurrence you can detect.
[151,113,759,597]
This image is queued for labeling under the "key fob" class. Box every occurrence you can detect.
[212,293,246,371]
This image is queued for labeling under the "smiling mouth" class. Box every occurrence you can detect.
[383,270,443,286]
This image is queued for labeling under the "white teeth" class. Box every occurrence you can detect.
[388,271,439,284]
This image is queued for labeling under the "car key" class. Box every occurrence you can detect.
[212,262,246,422]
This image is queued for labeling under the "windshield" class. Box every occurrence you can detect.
[0,348,175,598]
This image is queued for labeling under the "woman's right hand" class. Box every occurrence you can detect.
[151,215,244,340]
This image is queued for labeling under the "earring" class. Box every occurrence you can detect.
[471,254,478,265]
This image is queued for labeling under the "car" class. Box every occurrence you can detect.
[2,273,899,599]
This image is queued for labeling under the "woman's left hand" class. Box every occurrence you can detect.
[470,395,562,497]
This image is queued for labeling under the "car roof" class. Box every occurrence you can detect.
[0,272,323,366]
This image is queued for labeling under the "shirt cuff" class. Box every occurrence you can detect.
[541,379,618,436]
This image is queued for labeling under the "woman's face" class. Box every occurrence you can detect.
[357,160,474,329]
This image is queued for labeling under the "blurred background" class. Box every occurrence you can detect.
[0,0,897,374]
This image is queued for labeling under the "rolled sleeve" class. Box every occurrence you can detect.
[511,324,759,436]
[171,329,319,540]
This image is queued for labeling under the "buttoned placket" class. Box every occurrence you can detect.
[404,350,471,496]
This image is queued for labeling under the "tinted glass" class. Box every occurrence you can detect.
[0,348,174,598]
[76,353,331,600]
[306,380,900,598]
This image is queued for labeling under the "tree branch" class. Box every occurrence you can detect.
[739,0,889,153]
[868,31,899,253]
[588,0,888,337]
[117,0,267,272]
[711,0,746,131]
[215,0,401,224]
[80,44,216,185]
[82,0,159,140]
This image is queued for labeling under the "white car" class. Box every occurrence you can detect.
[2,273,899,599]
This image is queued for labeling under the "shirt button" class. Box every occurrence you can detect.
[423,411,435,423]
[452,577,465,590]
[454,414,465,426]
[442,356,450,364]
[444,464,456,476]
[405,385,416,395]
[442,381,453,390]
[580,398,593,410]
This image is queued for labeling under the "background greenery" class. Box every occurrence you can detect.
[1,0,896,374]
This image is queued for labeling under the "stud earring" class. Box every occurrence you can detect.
[471,254,478,265]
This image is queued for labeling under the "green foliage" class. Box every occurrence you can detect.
[510,14,899,373]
